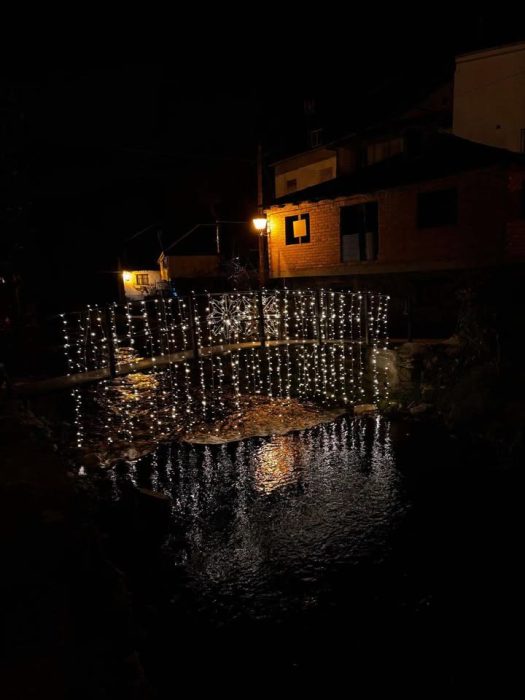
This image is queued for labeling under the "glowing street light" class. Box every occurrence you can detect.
[122,271,132,282]
[252,216,267,232]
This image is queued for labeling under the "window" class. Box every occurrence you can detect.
[304,98,316,115]
[136,273,149,285]
[417,188,458,228]
[309,128,323,148]
[286,178,297,192]
[340,202,378,262]
[285,213,310,245]
[367,137,404,165]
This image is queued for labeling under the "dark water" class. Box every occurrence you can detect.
[96,415,520,694]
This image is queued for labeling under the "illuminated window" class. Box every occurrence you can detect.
[285,213,310,245]
[417,188,458,228]
[136,273,149,285]
[340,202,378,262]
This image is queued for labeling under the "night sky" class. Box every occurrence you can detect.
[1,12,523,312]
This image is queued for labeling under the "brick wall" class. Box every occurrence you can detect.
[266,167,523,280]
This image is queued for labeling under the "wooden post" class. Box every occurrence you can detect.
[105,307,117,378]
[257,143,268,287]
[257,289,266,347]
[117,256,125,304]
[363,292,370,346]
[187,294,200,359]
[258,233,267,287]
[314,289,322,341]
[215,220,220,254]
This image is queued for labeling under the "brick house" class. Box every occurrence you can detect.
[265,134,525,288]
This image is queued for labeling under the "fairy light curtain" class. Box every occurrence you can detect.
[60,291,390,450]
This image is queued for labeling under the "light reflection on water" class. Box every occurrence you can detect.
[110,415,408,622]
[253,436,302,493]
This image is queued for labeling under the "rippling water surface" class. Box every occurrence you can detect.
[95,414,519,693]
[175,418,402,619]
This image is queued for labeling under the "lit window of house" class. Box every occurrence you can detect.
[417,188,458,228]
[340,203,378,262]
[136,273,150,285]
[285,213,310,245]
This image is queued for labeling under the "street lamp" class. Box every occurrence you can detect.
[252,216,267,232]
[252,215,268,286]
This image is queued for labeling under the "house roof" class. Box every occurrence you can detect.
[270,133,525,206]
[456,40,525,62]
[269,72,453,165]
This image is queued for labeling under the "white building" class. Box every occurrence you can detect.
[122,269,163,301]
[453,41,525,153]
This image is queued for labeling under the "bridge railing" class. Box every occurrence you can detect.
[58,290,389,378]
[50,290,393,449]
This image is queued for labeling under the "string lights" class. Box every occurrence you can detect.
[60,289,390,451]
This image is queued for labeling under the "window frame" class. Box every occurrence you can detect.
[135,273,150,286]
[285,213,311,246]
[340,202,379,263]
[309,128,323,148]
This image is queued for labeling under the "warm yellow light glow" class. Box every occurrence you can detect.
[254,436,299,493]
[252,217,267,232]
[122,271,132,282]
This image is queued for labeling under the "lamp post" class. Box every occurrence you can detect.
[253,142,269,287]
[252,215,268,287]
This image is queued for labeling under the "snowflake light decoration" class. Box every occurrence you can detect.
[260,292,282,339]
[207,294,258,342]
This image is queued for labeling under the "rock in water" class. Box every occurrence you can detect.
[353,404,377,415]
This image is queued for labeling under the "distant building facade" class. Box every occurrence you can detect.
[264,42,525,290]
[122,269,163,300]
[453,41,525,153]
[158,253,220,282]
[272,82,453,202]
[274,147,338,199]
[265,135,525,285]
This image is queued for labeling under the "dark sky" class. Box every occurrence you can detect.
[1,11,523,310]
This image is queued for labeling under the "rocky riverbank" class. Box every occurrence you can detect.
[0,399,152,699]
[386,335,525,464]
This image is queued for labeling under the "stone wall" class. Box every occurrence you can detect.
[387,337,525,463]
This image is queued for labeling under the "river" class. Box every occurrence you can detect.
[83,413,520,694]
